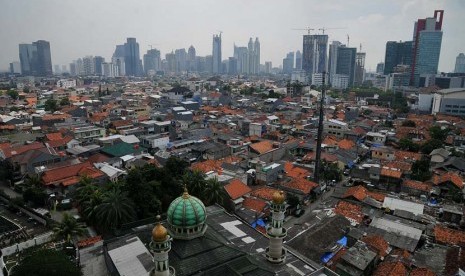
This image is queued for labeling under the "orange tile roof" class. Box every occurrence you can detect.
[284,162,310,179]
[380,167,402,179]
[394,150,423,162]
[410,268,436,276]
[42,162,104,186]
[361,235,389,257]
[334,201,363,224]
[112,120,133,128]
[338,139,355,150]
[46,136,73,148]
[250,187,281,201]
[0,125,15,130]
[373,261,407,276]
[42,114,71,121]
[242,197,267,213]
[1,142,45,158]
[281,178,318,194]
[249,140,274,154]
[46,132,63,141]
[403,180,431,192]
[323,136,338,146]
[191,160,223,174]
[77,236,102,249]
[432,172,464,189]
[383,161,412,172]
[434,225,465,246]
[343,185,385,202]
[224,179,252,200]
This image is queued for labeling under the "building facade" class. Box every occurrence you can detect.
[383,41,413,75]
[212,34,222,74]
[455,53,465,73]
[302,34,328,78]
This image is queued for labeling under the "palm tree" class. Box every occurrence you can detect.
[95,188,136,230]
[24,174,41,187]
[53,213,86,243]
[204,177,226,205]
[183,170,206,196]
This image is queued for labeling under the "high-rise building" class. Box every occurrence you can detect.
[18,40,52,76]
[69,62,76,76]
[411,10,444,86]
[336,46,357,86]
[383,41,413,75]
[295,50,302,70]
[302,35,328,77]
[253,37,260,74]
[234,45,248,74]
[61,65,67,73]
[33,40,53,76]
[54,65,61,74]
[102,62,118,78]
[175,48,187,72]
[111,57,125,76]
[454,53,465,73]
[354,52,366,86]
[205,55,213,73]
[282,52,294,74]
[124,38,141,76]
[187,46,196,72]
[376,62,385,74]
[328,41,342,85]
[165,52,176,73]
[9,62,21,74]
[233,38,260,75]
[265,62,272,74]
[143,49,161,75]
[228,57,237,75]
[94,56,105,75]
[82,56,95,75]
[212,33,222,74]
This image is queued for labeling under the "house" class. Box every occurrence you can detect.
[401,180,431,197]
[431,171,464,199]
[430,148,450,163]
[324,119,349,138]
[365,132,386,146]
[371,147,395,161]
[335,240,377,276]
[223,179,252,211]
[373,261,407,276]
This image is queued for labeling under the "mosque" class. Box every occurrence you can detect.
[104,188,338,276]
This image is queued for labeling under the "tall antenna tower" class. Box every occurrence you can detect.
[313,72,326,184]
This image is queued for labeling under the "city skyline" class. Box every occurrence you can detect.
[0,0,464,72]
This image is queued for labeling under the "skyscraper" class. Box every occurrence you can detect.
[302,35,328,78]
[282,52,294,74]
[354,52,366,86]
[411,10,444,86]
[328,41,342,85]
[376,62,385,74]
[212,33,222,74]
[10,62,21,74]
[234,45,248,74]
[253,37,260,74]
[295,50,302,70]
[175,48,187,72]
[143,49,161,74]
[383,41,413,75]
[82,56,95,75]
[124,38,141,76]
[187,46,196,72]
[94,56,105,76]
[265,61,272,74]
[336,46,357,86]
[18,40,52,76]
[455,53,465,73]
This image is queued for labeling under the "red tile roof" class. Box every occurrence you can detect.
[42,114,71,121]
[41,162,104,186]
[410,268,436,276]
[434,225,465,246]
[402,180,431,192]
[380,167,402,179]
[1,142,45,158]
[343,185,385,202]
[284,162,310,179]
[249,140,274,154]
[338,139,355,150]
[334,201,363,224]
[281,178,318,194]
[224,179,252,200]
[46,132,63,141]
[394,150,423,162]
[373,261,407,276]
[361,235,389,257]
[432,172,464,189]
[250,187,280,201]
[242,197,267,213]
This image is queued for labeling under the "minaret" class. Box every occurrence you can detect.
[266,191,287,263]
[150,215,175,276]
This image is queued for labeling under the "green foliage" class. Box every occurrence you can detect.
[398,138,420,152]
[391,92,409,113]
[44,99,58,112]
[60,97,70,106]
[10,249,81,276]
[203,178,227,205]
[410,160,431,182]
[402,120,416,127]
[320,161,342,183]
[286,193,300,208]
[420,139,443,154]
[429,125,449,141]
[363,109,373,115]
[7,89,19,100]
[240,86,257,95]
[23,186,47,207]
[95,188,136,229]
[53,212,86,242]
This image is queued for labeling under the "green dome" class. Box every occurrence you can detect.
[167,189,206,228]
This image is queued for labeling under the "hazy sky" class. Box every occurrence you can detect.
[1,0,464,72]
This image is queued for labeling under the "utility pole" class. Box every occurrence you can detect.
[314,72,326,184]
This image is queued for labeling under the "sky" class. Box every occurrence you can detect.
[1,0,464,72]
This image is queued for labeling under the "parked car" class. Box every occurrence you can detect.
[294,209,305,217]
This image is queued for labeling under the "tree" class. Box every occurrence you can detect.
[398,138,420,152]
[95,188,136,230]
[60,97,70,106]
[53,213,86,243]
[320,161,342,184]
[203,178,226,205]
[411,159,431,182]
[429,126,449,141]
[183,170,206,196]
[23,186,47,207]
[44,99,58,112]
[286,193,300,208]
[420,139,443,154]
[7,89,19,100]
[10,249,81,276]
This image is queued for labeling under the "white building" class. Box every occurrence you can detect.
[82,56,95,75]
[249,123,264,137]
[311,73,328,86]
[56,79,77,89]
[112,57,125,76]
[291,70,308,84]
[324,119,348,138]
[418,92,434,112]
[102,62,119,78]
[332,74,349,89]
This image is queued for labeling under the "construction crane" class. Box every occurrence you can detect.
[292,27,315,35]
[148,44,160,50]
[318,27,346,34]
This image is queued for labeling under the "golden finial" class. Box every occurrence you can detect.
[152,215,168,242]
[272,190,286,204]
[182,184,190,199]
